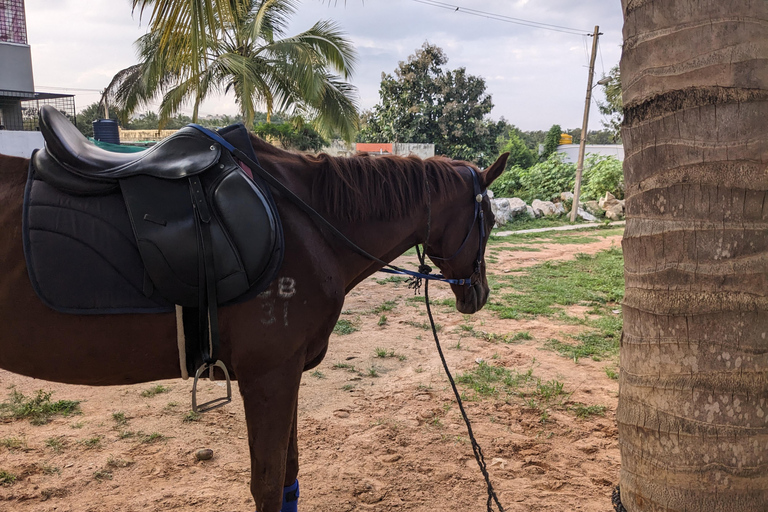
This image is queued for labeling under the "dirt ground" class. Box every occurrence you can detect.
[0,231,622,512]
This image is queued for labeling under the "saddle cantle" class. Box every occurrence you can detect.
[26,105,284,391]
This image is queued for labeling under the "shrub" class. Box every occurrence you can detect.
[489,165,524,198]
[516,152,575,203]
[581,154,624,200]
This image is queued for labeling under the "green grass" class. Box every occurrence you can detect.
[605,366,619,380]
[140,385,171,398]
[546,312,623,362]
[488,247,624,319]
[456,362,536,398]
[378,315,387,326]
[78,436,102,449]
[93,469,113,481]
[44,437,65,453]
[310,370,325,379]
[333,319,358,335]
[0,470,17,486]
[510,331,533,341]
[0,390,81,425]
[374,348,406,360]
[571,403,608,418]
[138,432,167,444]
[112,412,128,427]
[405,320,442,332]
[182,411,201,423]
[372,300,397,314]
[0,437,26,451]
[374,276,408,286]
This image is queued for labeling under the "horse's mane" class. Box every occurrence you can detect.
[303,152,469,222]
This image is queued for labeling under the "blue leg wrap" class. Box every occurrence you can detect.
[255,479,299,512]
[281,479,299,512]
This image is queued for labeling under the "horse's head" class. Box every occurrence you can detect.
[425,153,508,314]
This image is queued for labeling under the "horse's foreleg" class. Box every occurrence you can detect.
[285,398,299,486]
[237,354,303,512]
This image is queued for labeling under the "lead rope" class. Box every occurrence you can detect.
[416,250,505,512]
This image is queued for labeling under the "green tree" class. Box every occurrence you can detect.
[540,124,562,161]
[107,0,359,140]
[358,42,499,166]
[597,64,622,142]
[252,121,328,152]
[497,129,535,169]
[618,1,768,510]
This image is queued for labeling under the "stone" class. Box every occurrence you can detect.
[554,202,566,215]
[576,208,598,222]
[598,191,620,210]
[531,199,559,217]
[560,191,574,201]
[195,449,214,461]
[490,197,528,227]
[584,200,603,216]
[605,203,624,221]
[526,205,539,219]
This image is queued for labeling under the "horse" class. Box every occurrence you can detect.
[0,131,507,512]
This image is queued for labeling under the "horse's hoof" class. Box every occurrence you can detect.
[281,479,299,512]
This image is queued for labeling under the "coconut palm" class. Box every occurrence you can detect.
[618,1,768,510]
[105,0,358,140]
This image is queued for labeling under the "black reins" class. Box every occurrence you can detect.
[191,125,504,511]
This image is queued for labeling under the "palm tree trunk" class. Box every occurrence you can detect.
[619,1,768,510]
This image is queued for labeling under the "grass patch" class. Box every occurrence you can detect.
[140,384,171,398]
[458,326,508,343]
[510,331,533,341]
[138,432,167,444]
[0,390,80,425]
[456,362,535,398]
[182,411,201,423]
[378,315,387,326]
[333,319,358,335]
[374,348,406,360]
[310,370,325,379]
[605,366,619,380]
[571,403,608,418]
[78,436,102,450]
[372,300,397,314]
[405,320,441,332]
[0,437,27,451]
[489,247,624,319]
[45,437,66,453]
[93,469,113,481]
[373,276,407,286]
[112,412,128,427]
[0,470,17,486]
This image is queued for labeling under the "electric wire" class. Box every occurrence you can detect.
[410,0,592,36]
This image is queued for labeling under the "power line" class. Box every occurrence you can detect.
[410,0,592,36]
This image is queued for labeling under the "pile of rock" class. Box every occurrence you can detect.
[489,191,625,228]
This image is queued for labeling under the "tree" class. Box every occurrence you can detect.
[540,124,562,161]
[497,129,535,169]
[618,2,768,511]
[106,0,359,140]
[597,64,622,143]
[358,42,500,167]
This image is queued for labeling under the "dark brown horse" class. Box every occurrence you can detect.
[0,137,507,512]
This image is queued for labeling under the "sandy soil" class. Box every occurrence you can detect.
[0,233,622,512]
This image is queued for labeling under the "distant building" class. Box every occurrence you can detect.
[556,144,624,163]
[0,0,74,156]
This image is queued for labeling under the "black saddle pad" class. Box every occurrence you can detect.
[23,166,174,314]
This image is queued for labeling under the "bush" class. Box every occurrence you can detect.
[516,152,575,203]
[489,165,524,198]
[581,155,624,200]
[253,122,328,152]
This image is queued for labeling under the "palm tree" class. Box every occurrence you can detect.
[618,1,768,510]
[105,0,358,140]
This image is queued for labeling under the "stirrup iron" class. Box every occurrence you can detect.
[192,360,232,413]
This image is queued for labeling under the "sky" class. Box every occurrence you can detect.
[23,0,624,132]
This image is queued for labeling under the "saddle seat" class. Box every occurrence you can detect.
[34,105,222,195]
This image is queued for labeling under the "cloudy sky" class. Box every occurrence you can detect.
[23,0,623,131]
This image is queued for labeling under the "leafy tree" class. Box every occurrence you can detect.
[581,154,623,200]
[252,121,328,152]
[497,129,535,169]
[490,152,575,202]
[107,0,359,140]
[540,124,562,161]
[358,42,500,167]
[597,64,622,142]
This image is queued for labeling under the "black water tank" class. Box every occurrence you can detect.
[92,119,120,144]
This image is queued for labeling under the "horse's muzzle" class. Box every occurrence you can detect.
[456,282,489,314]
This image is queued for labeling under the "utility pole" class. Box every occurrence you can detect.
[570,25,601,222]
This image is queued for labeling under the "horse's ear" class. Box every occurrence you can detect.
[480,152,509,188]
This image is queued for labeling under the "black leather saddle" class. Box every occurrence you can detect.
[30,105,284,389]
